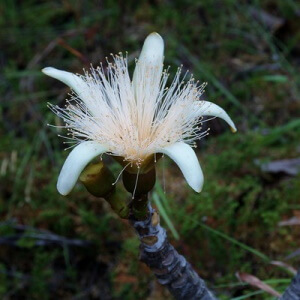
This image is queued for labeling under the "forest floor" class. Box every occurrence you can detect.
[1,1,300,299]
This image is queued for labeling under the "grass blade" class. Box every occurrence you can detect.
[152,192,180,240]
[199,223,270,262]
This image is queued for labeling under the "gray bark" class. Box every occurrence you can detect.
[279,270,300,300]
[130,203,217,300]
[129,199,300,300]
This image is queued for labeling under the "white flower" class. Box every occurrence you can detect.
[42,33,236,196]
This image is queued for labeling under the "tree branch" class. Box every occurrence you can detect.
[129,202,217,300]
[279,270,300,300]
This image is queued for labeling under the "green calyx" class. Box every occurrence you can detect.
[79,161,115,198]
[113,154,162,174]
[122,167,156,196]
[114,155,159,220]
[79,161,129,219]
[122,167,156,220]
[79,156,159,221]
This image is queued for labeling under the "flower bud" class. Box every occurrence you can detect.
[80,162,129,219]
[79,161,115,197]
[122,167,156,196]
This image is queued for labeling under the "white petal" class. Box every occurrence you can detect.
[132,32,164,91]
[42,67,87,99]
[137,32,164,66]
[192,101,237,132]
[57,142,107,196]
[159,142,203,192]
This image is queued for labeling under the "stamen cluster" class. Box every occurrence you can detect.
[49,54,208,164]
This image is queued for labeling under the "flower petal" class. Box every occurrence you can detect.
[132,32,164,92]
[159,142,203,192]
[136,32,164,66]
[192,101,237,132]
[57,142,107,196]
[42,67,87,99]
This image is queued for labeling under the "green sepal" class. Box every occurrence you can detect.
[79,161,115,198]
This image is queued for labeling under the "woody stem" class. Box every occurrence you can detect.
[129,196,217,300]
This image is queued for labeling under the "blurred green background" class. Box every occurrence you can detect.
[1,0,300,299]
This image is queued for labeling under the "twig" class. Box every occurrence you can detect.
[0,221,90,247]
[0,233,90,247]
